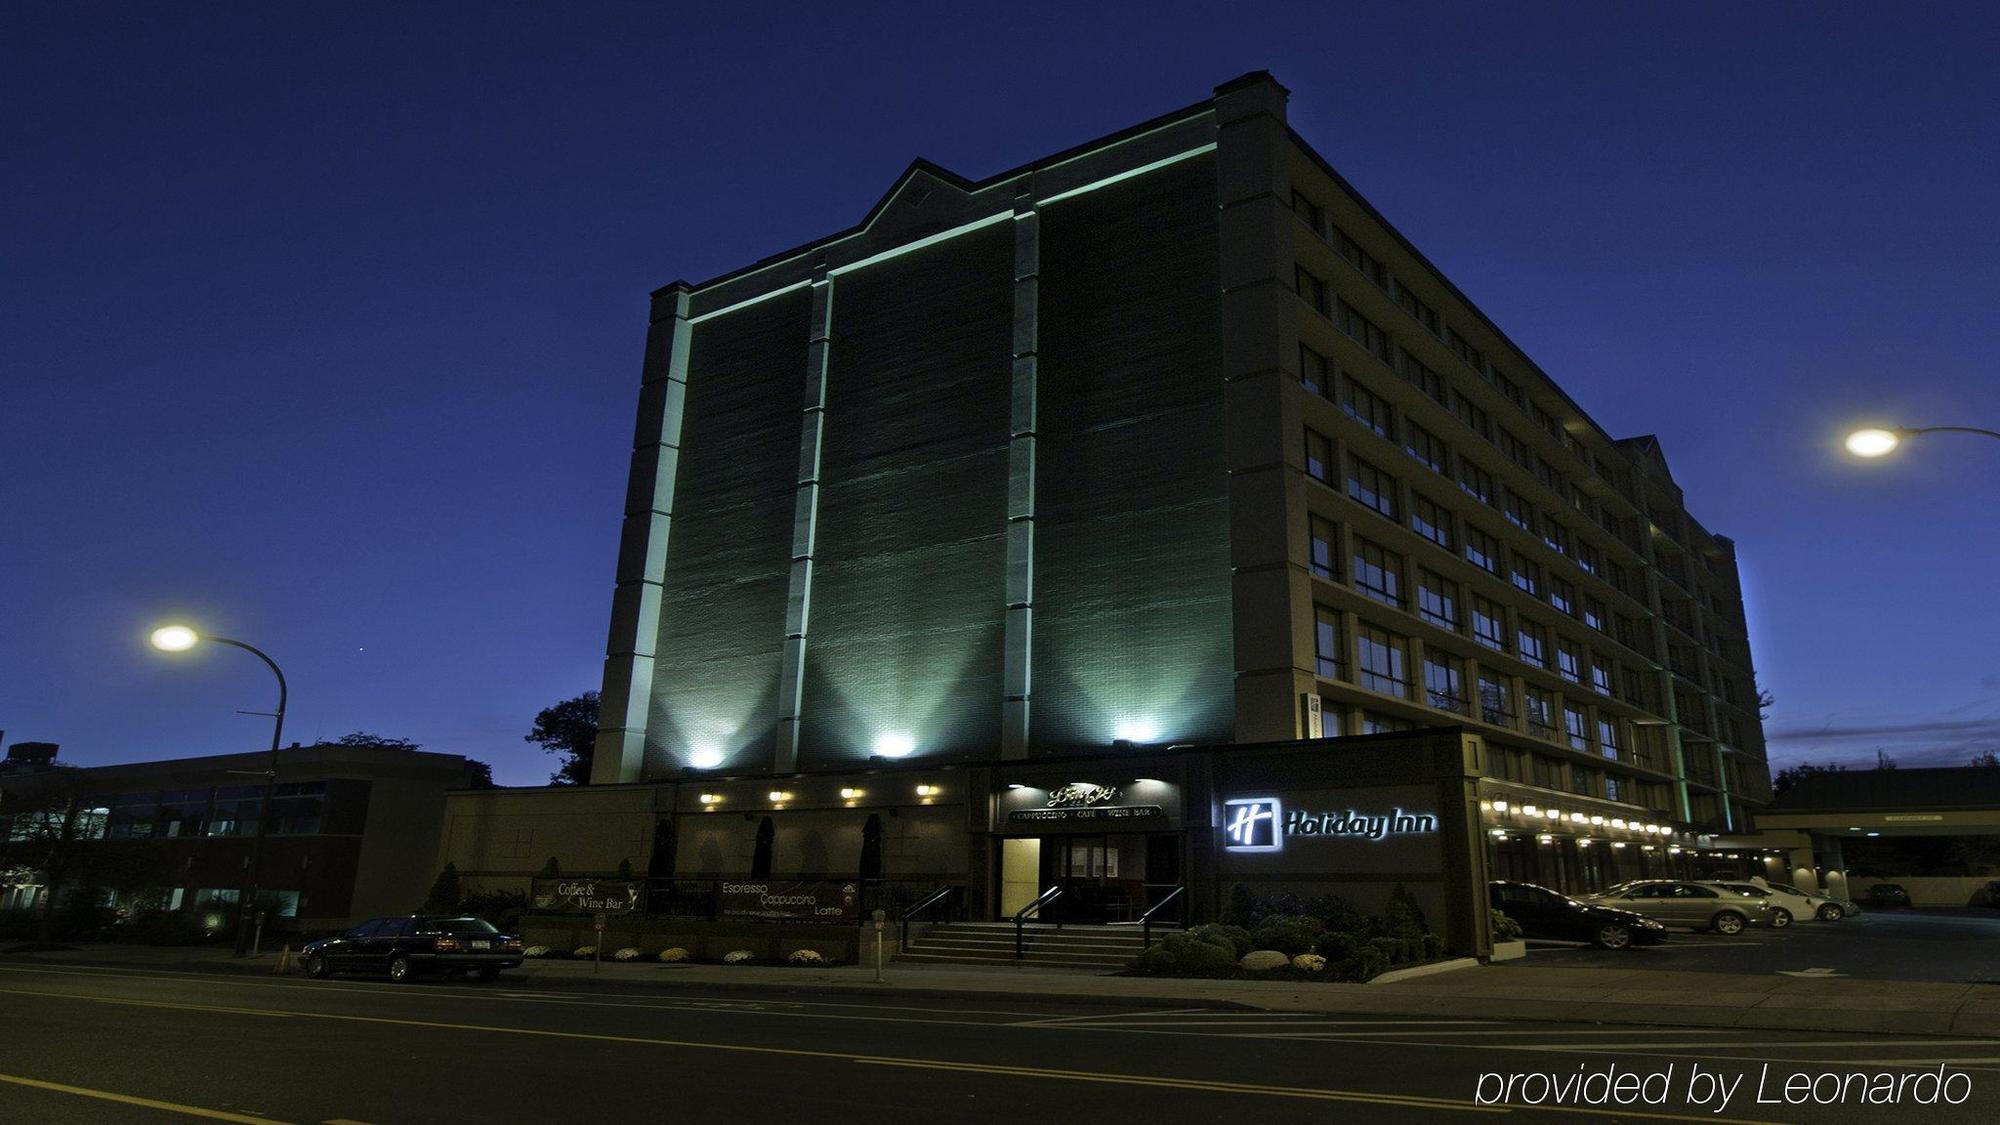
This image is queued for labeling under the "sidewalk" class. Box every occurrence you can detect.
[10,943,2000,1038]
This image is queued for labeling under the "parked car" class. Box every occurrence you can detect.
[1585,880,1771,934]
[1489,881,1668,950]
[1761,880,1853,921]
[1707,882,1794,926]
[302,915,523,983]
[1861,883,1912,910]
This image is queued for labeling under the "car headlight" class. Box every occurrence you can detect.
[1641,919,1665,929]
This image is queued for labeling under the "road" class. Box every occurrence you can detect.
[2,962,1999,1122]
[1519,910,2000,981]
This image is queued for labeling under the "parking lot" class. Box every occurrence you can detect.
[1520,908,2000,982]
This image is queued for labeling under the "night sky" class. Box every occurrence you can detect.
[5,3,1997,786]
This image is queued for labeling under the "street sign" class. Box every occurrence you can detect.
[593,912,606,933]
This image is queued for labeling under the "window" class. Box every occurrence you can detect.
[1523,687,1556,739]
[1410,493,1452,550]
[1299,343,1331,398]
[1309,515,1338,579]
[1471,595,1508,651]
[1549,576,1576,617]
[1603,774,1625,802]
[1334,226,1388,288]
[1556,640,1584,684]
[1464,525,1501,575]
[1498,428,1532,471]
[1598,717,1624,761]
[1517,621,1549,667]
[1423,651,1467,715]
[1575,541,1601,575]
[1510,556,1540,597]
[1571,763,1597,797]
[1503,488,1533,530]
[1417,569,1458,629]
[270,780,326,835]
[1447,327,1484,372]
[1541,516,1571,556]
[207,786,262,837]
[1477,667,1514,727]
[1356,626,1409,696]
[1346,455,1398,519]
[1314,604,1343,678]
[1532,403,1562,436]
[1393,278,1440,335]
[1352,538,1404,608]
[1361,711,1413,734]
[1457,459,1494,505]
[1338,301,1390,362]
[1404,422,1448,473]
[1582,596,1607,633]
[1341,375,1393,437]
[1564,704,1591,751]
[1290,188,1324,232]
[1454,393,1492,441]
[1621,668,1649,708]
[1591,656,1613,695]
[1306,428,1333,484]
[1399,349,1448,405]
[1295,265,1328,314]
[1491,371,1525,410]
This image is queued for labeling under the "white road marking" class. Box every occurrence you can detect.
[1227,1028,1741,1039]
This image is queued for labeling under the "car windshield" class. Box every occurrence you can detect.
[1768,883,1805,896]
[420,917,499,934]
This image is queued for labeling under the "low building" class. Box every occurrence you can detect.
[0,741,480,934]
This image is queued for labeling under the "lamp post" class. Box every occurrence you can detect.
[1844,425,2000,458]
[150,625,286,957]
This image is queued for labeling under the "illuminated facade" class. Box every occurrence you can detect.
[574,72,1769,917]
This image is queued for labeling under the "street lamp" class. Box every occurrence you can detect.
[149,624,287,957]
[1844,425,2000,458]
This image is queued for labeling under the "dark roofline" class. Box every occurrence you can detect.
[653,85,1227,298]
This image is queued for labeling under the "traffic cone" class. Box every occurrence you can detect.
[273,944,290,974]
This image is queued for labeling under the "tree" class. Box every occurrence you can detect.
[1771,761,1844,800]
[858,814,883,880]
[1876,749,1898,770]
[1755,686,1775,722]
[1971,750,2000,768]
[463,760,496,789]
[751,817,775,877]
[526,692,599,786]
[334,731,422,751]
[423,862,463,913]
[0,765,97,942]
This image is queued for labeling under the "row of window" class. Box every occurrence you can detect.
[1312,603,1663,768]
[2,782,330,843]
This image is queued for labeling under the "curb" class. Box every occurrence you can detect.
[1368,957,1479,985]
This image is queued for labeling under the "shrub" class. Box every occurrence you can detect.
[1251,914,1325,956]
[786,949,826,965]
[1422,934,1446,960]
[1491,909,1524,942]
[573,945,597,959]
[1173,938,1235,975]
[521,945,553,958]
[1185,923,1253,959]
[657,947,690,963]
[1291,953,1327,973]
[1344,949,1389,981]
[612,947,644,962]
[1240,950,1290,972]
[1132,945,1178,974]
[1224,883,1258,928]
[722,949,756,964]
[1383,883,1429,939]
[1315,930,1362,961]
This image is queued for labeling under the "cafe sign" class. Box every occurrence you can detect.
[718,880,858,921]
[531,877,644,915]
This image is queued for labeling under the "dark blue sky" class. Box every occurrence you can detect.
[5,3,1997,785]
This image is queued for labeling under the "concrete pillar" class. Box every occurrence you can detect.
[774,267,834,772]
[1001,198,1039,759]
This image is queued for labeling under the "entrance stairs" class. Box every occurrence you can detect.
[897,921,1174,970]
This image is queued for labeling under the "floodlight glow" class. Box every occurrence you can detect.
[1112,718,1159,743]
[688,748,724,770]
[873,733,915,759]
[1844,428,1900,457]
[150,625,198,652]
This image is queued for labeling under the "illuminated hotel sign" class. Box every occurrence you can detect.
[1223,798,1437,851]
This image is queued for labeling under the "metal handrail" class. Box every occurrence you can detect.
[1138,884,1186,950]
[1012,884,1065,959]
[898,885,961,954]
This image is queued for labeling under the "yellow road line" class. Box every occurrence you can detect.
[0,984,1787,1121]
[0,1071,295,1124]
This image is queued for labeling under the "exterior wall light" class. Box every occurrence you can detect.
[1610,818,1626,829]
[1569,813,1585,823]
[1521,804,1539,817]
[1490,828,1507,837]
[698,793,721,806]
[1611,842,1627,849]
[1537,834,1553,843]
[1589,815,1604,825]
[1578,838,1593,847]
[1544,808,1561,820]
[768,790,792,803]
[915,784,938,797]
[839,787,862,800]
[1490,800,1508,813]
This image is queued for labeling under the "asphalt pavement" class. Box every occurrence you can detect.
[1517,909,2000,982]
[4,961,2000,1122]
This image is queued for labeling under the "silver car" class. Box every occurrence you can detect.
[1712,880,1843,926]
[1587,880,1770,935]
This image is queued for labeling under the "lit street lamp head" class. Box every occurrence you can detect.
[150,624,200,651]
[1844,428,1902,458]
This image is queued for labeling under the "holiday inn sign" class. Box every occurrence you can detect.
[1222,798,1438,851]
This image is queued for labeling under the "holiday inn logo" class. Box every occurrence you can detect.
[1223,798,1282,851]
[1223,797,1437,851]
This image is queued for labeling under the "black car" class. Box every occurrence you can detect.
[1489,880,1668,950]
[1862,883,1913,910]
[302,915,523,983]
